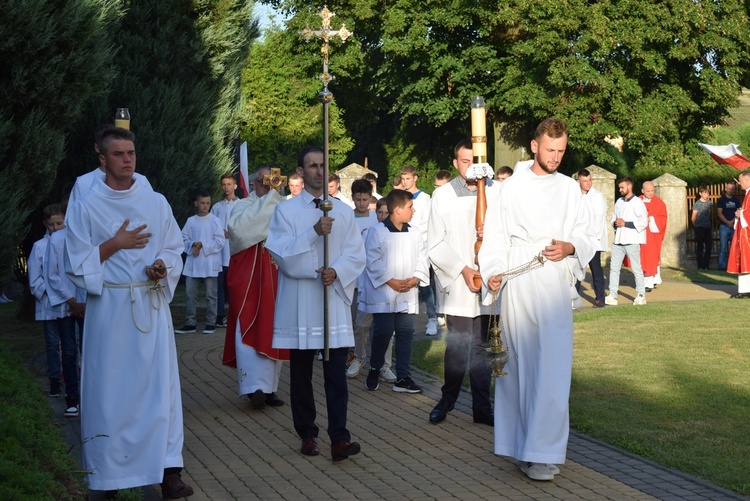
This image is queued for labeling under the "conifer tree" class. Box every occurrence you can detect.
[0,0,120,287]
[58,0,257,225]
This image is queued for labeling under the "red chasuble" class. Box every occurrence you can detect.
[222,244,289,367]
[728,195,750,274]
[639,195,668,276]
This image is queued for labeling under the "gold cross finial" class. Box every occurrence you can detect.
[300,6,352,91]
[263,168,288,193]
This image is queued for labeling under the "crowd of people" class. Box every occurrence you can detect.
[27,117,750,497]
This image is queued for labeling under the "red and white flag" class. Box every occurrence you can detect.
[238,141,249,198]
[698,143,750,171]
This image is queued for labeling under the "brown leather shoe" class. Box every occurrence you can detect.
[160,473,194,499]
[301,437,320,456]
[331,440,361,462]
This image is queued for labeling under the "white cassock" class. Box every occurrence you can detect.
[265,190,365,349]
[65,176,185,491]
[479,160,593,465]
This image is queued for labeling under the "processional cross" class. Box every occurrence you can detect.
[301,6,352,93]
[263,168,288,193]
[300,6,352,361]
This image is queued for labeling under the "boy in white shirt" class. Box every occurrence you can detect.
[211,173,239,327]
[46,208,86,418]
[361,190,429,393]
[347,180,394,380]
[176,190,224,334]
[29,204,66,398]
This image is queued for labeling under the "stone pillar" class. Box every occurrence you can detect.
[652,173,688,268]
[583,165,617,263]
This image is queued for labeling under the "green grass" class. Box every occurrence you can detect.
[0,303,86,500]
[414,299,750,496]
[659,266,738,285]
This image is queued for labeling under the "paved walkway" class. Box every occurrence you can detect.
[47,279,746,500]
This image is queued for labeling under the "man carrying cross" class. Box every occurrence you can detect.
[222,166,290,408]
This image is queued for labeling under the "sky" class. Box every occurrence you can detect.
[253,4,289,32]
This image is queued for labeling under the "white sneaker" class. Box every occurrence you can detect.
[379,368,397,383]
[437,316,446,327]
[547,464,560,475]
[426,318,438,336]
[604,295,618,306]
[633,294,647,305]
[346,358,364,378]
[518,461,554,481]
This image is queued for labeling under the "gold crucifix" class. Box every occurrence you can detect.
[263,168,288,193]
[300,6,352,91]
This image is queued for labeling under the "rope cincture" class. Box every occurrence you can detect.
[103,279,165,333]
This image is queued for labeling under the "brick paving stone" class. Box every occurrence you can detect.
[42,278,749,500]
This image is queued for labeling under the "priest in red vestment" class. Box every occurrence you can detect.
[639,181,667,291]
[728,171,750,297]
[222,167,289,408]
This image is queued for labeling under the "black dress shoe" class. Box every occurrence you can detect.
[473,411,494,426]
[161,473,194,499]
[331,440,361,462]
[265,393,285,406]
[301,437,320,456]
[249,389,265,409]
[429,398,454,423]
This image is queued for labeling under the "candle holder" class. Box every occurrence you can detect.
[115,108,131,130]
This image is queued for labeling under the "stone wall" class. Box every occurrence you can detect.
[337,163,377,200]
[652,173,688,268]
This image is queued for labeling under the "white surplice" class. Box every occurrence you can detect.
[181,214,224,278]
[265,190,366,349]
[65,175,185,491]
[360,222,429,314]
[478,161,593,465]
[428,178,499,317]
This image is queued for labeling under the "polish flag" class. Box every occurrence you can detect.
[238,141,249,198]
[698,143,750,171]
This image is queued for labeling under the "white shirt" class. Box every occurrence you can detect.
[181,214,224,278]
[612,196,648,245]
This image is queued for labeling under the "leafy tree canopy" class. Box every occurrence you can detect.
[263,0,750,187]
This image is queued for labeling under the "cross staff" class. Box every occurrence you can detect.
[300,6,352,361]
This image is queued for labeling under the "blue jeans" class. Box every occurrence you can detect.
[609,243,645,296]
[719,224,734,270]
[185,276,218,325]
[370,312,415,380]
[43,320,61,381]
[419,284,436,319]
[55,316,80,400]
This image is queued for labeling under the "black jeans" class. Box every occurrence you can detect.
[576,251,605,301]
[695,227,712,269]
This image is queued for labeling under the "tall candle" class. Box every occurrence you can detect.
[471,96,487,160]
